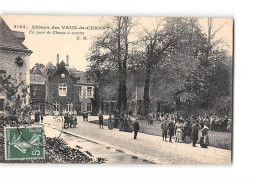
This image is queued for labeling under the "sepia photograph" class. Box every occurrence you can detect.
[0,15,233,164]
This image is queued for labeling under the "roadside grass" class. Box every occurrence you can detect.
[90,119,232,150]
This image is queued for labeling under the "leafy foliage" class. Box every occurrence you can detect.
[88,17,232,117]
[0,70,31,122]
[31,63,45,74]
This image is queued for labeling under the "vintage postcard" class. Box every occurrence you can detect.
[0,15,233,164]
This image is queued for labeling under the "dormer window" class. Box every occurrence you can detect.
[58,83,67,96]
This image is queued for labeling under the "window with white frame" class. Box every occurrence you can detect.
[58,83,67,96]
[53,102,60,112]
[79,86,83,98]
[0,99,4,113]
[66,102,73,112]
[87,86,93,98]
[86,103,92,112]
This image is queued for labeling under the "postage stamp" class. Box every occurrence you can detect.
[4,127,45,160]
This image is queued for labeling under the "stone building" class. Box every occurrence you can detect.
[0,16,32,116]
[74,70,95,114]
[44,55,96,115]
[30,68,46,115]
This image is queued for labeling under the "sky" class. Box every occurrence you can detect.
[2,15,233,72]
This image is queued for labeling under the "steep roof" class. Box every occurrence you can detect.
[0,16,32,53]
[72,71,95,85]
[30,73,46,84]
[69,66,77,74]
[12,31,25,42]
[45,61,56,70]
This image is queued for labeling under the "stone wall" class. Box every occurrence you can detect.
[0,50,30,114]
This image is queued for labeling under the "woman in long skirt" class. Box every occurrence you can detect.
[200,125,209,148]
[175,120,184,143]
[108,114,113,130]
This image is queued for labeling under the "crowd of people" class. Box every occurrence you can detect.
[160,117,209,148]
[147,112,232,133]
[63,113,78,129]
[146,112,231,148]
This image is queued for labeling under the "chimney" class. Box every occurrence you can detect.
[57,54,59,64]
[66,55,69,66]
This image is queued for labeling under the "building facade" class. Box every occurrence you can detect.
[43,55,96,115]
[75,72,95,114]
[30,69,46,115]
[0,17,32,116]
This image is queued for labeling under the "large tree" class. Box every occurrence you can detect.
[138,18,205,116]
[88,17,232,117]
[88,16,134,113]
[31,63,45,74]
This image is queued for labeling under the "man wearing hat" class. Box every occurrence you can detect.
[83,110,88,122]
[161,119,168,142]
[167,118,175,143]
[99,113,104,129]
[131,117,140,139]
[191,119,199,147]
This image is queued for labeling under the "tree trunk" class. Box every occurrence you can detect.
[117,17,123,112]
[117,77,122,111]
[94,85,101,115]
[93,70,101,115]
[143,61,152,116]
[206,18,212,60]
[122,17,128,113]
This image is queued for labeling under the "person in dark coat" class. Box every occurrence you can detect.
[199,118,204,129]
[183,121,192,143]
[210,117,216,131]
[99,114,104,129]
[40,113,44,123]
[222,116,228,132]
[156,112,160,121]
[64,113,69,129]
[191,120,199,147]
[113,110,120,128]
[83,111,88,122]
[108,114,113,130]
[34,111,40,123]
[69,114,73,128]
[167,119,175,143]
[131,118,140,139]
[119,113,125,131]
[161,120,168,142]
